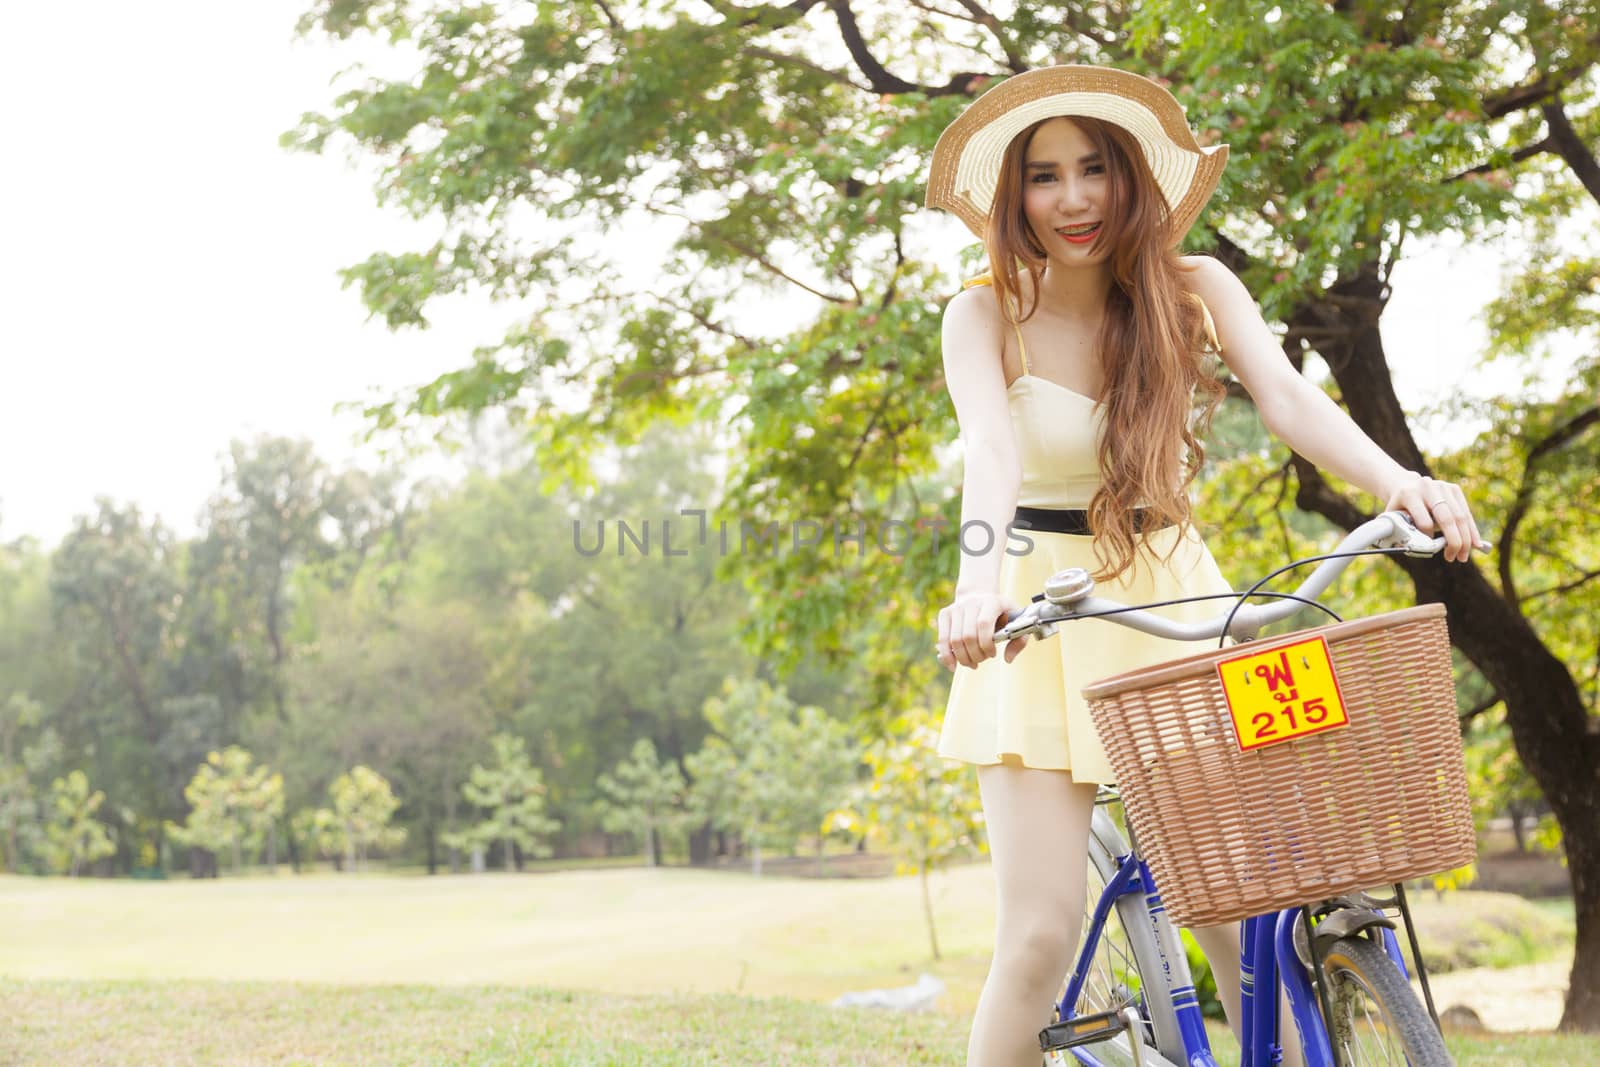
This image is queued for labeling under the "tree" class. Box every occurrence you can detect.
[682,677,853,875]
[329,765,407,871]
[685,679,789,877]
[288,1,1600,1027]
[50,500,182,868]
[292,806,347,870]
[594,737,690,866]
[770,704,859,875]
[42,770,116,877]
[0,538,60,873]
[283,576,494,876]
[166,747,286,875]
[0,694,46,872]
[200,436,340,724]
[826,705,985,960]
[446,734,559,871]
[1120,3,1600,1029]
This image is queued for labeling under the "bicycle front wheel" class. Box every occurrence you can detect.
[1318,934,1452,1067]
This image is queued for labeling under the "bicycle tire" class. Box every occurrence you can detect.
[1046,808,1186,1066]
[1318,934,1452,1067]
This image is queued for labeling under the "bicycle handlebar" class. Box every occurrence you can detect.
[994,511,1445,646]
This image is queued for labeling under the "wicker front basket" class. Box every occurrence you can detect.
[1083,603,1476,928]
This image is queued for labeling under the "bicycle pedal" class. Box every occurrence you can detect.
[1038,1006,1132,1052]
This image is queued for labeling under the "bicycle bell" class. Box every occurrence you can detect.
[1043,567,1095,605]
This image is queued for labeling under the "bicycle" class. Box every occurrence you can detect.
[992,511,1475,1067]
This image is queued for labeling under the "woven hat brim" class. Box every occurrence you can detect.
[925,66,1228,247]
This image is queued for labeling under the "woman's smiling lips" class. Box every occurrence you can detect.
[1055,222,1102,244]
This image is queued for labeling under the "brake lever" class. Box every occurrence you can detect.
[1375,510,1446,557]
[995,602,1054,643]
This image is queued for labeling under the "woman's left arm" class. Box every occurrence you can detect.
[1185,256,1485,563]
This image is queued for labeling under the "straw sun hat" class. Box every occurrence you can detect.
[924,64,1229,246]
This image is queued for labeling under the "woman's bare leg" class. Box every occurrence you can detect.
[965,762,1098,1067]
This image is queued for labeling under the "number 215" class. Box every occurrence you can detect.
[1250,697,1331,739]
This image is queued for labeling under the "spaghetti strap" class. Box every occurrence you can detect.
[961,271,1031,376]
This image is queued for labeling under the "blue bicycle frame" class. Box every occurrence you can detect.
[1056,845,1412,1067]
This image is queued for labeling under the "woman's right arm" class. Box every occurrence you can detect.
[936,286,1028,672]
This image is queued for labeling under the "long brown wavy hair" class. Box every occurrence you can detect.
[985,114,1226,583]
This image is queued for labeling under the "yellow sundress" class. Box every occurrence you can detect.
[937,272,1236,783]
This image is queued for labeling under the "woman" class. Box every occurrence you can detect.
[923,65,1484,1067]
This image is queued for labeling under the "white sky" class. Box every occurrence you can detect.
[0,3,1565,548]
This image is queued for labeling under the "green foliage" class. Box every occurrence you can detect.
[1125,1,1525,315]
[165,747,286,874]
[0,693,53,873]
[684,677,855,876]
[1179,929,1225,1021]
[446,734,558,870]
[825,705,984,879]
[42,770,115,877]
[329,765,407,871]
[291,806,347,868]
[824,704,983,957]
[49,501,182,835]
[593,738,690,867]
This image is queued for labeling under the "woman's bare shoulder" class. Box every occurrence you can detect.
[945,273,1005,332]
[941,276,1008,391]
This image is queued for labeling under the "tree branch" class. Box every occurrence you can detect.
[1219,458,1292,529]
[703,0,826,33]
[1482,38,1600,120]
[745,45,863,89]
[1520,566,1600,604]
[1287,453,1367,532]
[653,206,850,304]
[1444,137,1552,183]
[825,0,992,96]
[1542,98,1600,205]
[592,0,621,31]
[1497,406,1600,608]
[1459,691,1503,728]
[954,0,1028,70]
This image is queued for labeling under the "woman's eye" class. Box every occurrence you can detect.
[1030,173,1055,183]
[1086,164,1105,175]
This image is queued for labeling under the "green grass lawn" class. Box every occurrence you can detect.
[0,865,1589,1065]
[5,977,1597,1066]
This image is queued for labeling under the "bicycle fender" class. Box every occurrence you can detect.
[1313,908,1395,953]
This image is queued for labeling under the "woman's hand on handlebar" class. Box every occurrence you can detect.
[1380,471,1487,564]
[936,590,1030,672]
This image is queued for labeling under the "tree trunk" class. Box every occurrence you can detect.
[1294,266,1600,1030]
[647,825,659,867]
[920,866,941,961]
[284,814,301,874]
[504,836,515,873]
[689,820,711,865]
[1508,802,1529,853]
[425,818,438,876]
[445,786,460,874]
[266,824,277,871]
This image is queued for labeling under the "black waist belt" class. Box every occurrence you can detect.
[1012,505,1167,535]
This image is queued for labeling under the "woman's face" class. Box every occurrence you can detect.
[1021,117,1110,267]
